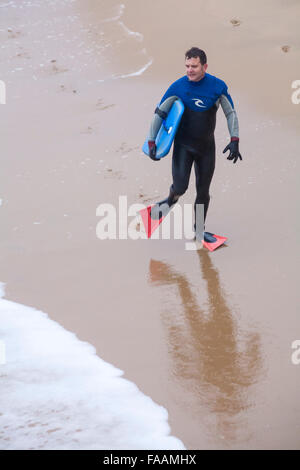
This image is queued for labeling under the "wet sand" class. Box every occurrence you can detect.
[0,0,300,449]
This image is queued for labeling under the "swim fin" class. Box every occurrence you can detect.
[139,202,227,250]
[139,198,173,238]
[202,232,227,251]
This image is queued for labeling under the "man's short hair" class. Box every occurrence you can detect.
[185,47,207,65]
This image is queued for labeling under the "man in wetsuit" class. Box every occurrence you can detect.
[148,47,242,237]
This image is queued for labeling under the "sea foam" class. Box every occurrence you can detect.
[0,283,184,450]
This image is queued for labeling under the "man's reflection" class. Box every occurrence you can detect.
[149,250,262,443]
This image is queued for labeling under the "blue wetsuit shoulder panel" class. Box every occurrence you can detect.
[160,73,234,112]
[160,73,238,141]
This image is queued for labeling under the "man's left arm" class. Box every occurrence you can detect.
[219,87,242,164]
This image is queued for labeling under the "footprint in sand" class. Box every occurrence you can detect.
[81,126,94,134]
[138,192,160,204]
[16,49,31,59]
[47,59,69,75]
[7,28,22,39]
[96,99,115,111]
[59,84,78,94]
[104,168,125,180]
[116,142,140,155]
[230,18,241,27]
[127,213,147,239]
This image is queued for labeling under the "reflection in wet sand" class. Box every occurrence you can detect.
[149,251,263,444]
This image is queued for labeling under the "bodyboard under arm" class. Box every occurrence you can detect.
[148,96,179,141]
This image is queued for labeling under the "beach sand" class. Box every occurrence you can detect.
[0,0,299,449]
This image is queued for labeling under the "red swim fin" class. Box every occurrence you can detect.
[139,199,173,238]
[139,205,164,238]
[202,233,227,252]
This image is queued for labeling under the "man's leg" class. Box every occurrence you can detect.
[168,142,195,204]
[151,143,194,220]
[194,139,216,227]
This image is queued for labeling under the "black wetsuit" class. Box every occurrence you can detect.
[171,106,216,220]
[158,73,239,222]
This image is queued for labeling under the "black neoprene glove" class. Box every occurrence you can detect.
[148,140,158,161]
[223,137,242,164]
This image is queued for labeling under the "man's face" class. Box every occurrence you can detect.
[185,57,207,81]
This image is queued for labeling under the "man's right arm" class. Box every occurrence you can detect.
[148,88,179,160]
[147,79,180,160]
